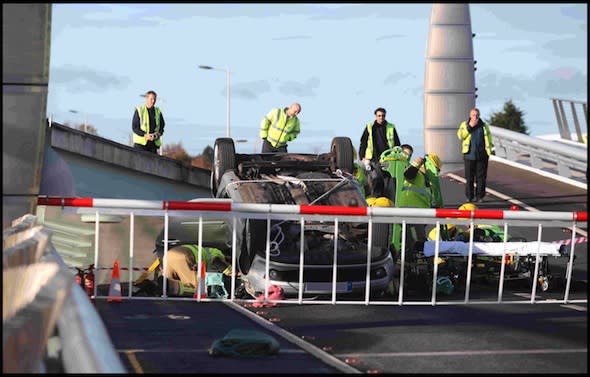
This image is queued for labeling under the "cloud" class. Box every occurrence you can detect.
[231,80,272,100]
[376,34,405,42]
[476,4,586,34]
[272,35,312,41]
[475,67,587,103]
[384,72,415,86]
[50,65,132,92]
[278,77,320,97]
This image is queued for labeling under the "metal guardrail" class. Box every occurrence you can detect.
[489,125,587,182]
[551,98,588,143]
[2,214,125,373]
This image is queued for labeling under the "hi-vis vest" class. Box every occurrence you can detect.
[457,120,493,156]
[259,108,300,148]
[398,172,433,209]
[133,105,162,146]
[364,122,396,160]
[181,244,227,271]
[398,158,434,209]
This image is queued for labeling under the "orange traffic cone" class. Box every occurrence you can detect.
[107,259,122,303]
[193,263,207,299]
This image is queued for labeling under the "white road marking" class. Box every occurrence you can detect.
[560,304,587,312]
[489,156,587,191]
[119,348,307,353]
[336,348,587,358]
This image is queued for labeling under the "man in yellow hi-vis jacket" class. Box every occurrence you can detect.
[132,90,165,154]
[259,103,301,152]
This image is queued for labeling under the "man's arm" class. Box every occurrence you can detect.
[359,127,369,160]
[132,110,144,136]
[393,128,401,146]
[287,119,300,141]
[156,112,165,138]
[259,109,274,139]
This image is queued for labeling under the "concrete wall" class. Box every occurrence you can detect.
[40,123,212,200]
[3,4,52,229]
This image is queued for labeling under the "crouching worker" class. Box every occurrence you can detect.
[163,244,232,298]
[135,244,232,298]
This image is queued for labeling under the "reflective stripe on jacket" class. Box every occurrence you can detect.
[364,122,396,160]
[259,108,300,148]
[181,244,226,270]
[398,171,433,209]
[457,120,493,156]
[133,105,162,146]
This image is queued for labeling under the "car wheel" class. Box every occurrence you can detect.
[330,137,354,174]
[211,138,236,196]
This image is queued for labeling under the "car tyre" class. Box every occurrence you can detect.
[330,137,354,174]
[211,138,236,196]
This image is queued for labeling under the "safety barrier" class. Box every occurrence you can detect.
[37,197,587,306]
[2,214,125,373]
[489,125,587,184]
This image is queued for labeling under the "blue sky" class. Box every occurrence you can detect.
[47,3,587,157]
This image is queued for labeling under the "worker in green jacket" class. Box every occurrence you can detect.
[260,103,301,152]
[397,153,443,256]
[162,244,231,297]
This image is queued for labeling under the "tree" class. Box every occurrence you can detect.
[486,99,529,135]
[191,145,213,170]
[162,142,192,165]
[202,145,213,166]
[75,123,98,135]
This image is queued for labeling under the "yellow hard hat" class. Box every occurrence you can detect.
[366,196,393,207]
[459,202,478,211]
[427,153,442,170]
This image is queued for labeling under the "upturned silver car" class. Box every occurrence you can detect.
[155,137,394,298]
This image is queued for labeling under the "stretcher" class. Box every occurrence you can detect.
[400,239,570,293]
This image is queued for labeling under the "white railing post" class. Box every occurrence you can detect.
[162,212,169,299]
[230,217,238,302]
[331,218,339,305]
[298,217,305,304]
[530,224,544,303]
[563,222,577,303]
[497,222,509,303]
[128,213,134,298]
[364,217,373,305]
[464,219,475,304]
[398,220,407,305]
[93,210,100,299]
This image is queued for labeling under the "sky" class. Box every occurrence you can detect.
[46,3,587,158]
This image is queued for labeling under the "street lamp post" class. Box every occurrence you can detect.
[69,109,87,132]
[198,65,231,138]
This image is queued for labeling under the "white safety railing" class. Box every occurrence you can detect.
[490,125,587,183]
[37,197,588,306]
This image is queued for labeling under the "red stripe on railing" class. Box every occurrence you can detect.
[435,208,505,220]
[575,212,587,222]
[166,201,232,211]
[38,197,94,207]
[300,205,368,216]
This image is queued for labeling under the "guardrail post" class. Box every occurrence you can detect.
[557,100,572,140]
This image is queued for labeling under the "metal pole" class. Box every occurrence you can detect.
[226,68,231,138]
[84,112,88,133]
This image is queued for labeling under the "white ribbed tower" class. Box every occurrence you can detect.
[424,4,475,173]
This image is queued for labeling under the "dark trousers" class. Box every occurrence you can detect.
[464,157,488,201]
[261,139,287,153]
[134,141,158,154]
